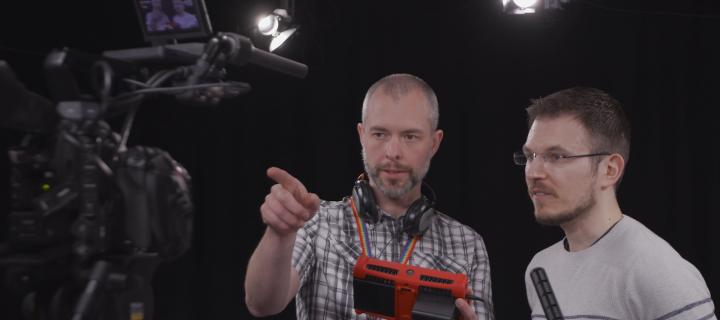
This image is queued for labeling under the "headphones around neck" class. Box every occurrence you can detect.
[351,173,437,237]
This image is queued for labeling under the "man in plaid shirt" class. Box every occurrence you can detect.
[245,74,494,319]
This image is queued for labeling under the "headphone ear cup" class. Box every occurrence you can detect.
[402,197,436,236]
[353,180,379,223]
[416,206,436,235]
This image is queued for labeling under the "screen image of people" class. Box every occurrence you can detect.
[141,0,199,32]
[145,0,171,32]
[171,0,199,30]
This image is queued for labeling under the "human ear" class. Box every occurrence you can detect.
[601,154,625,189]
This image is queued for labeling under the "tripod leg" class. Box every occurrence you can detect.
[72,260,109,320]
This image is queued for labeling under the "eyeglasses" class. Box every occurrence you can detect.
[513,151,611,166]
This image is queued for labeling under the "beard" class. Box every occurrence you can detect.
[534,188,596,226]
[362,149,431,200]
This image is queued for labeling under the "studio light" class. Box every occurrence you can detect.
[257,13,279,36]
[270,28,297,52]
[256,6,298,52]
[513,0,538,13]
[502,0,568,15]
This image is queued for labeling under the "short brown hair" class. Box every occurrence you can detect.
[527,87,631,179]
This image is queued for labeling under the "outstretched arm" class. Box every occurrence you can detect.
[244,167,320,317]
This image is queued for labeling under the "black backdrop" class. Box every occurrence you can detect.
[1,0,718,319]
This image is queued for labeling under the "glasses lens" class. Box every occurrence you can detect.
[513,152,527,165]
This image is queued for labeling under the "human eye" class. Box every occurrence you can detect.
[546,152,566,163]
[371,132,387,139]
[404,133,419,142]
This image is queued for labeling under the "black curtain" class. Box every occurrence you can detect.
[1,0,718,319]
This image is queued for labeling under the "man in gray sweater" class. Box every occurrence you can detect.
[515,87,715,319]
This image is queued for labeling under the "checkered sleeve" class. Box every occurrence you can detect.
[291,202,323,287]
[470,230,494,320]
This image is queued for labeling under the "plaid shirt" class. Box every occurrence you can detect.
[292,200,494,320]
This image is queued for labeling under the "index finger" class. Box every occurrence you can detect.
[267,167,308,200]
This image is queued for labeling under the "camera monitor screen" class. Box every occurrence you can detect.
[134,0,212,43]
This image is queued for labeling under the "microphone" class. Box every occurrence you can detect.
[530,267,564,320]
[217,32,308,79]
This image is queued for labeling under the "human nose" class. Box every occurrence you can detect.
[525,154,547,179]
[384,136,402,160]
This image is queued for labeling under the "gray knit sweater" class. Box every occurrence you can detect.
[525,215,716,320]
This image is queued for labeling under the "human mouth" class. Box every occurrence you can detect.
[381,169,408,178]
[530,188,555,200]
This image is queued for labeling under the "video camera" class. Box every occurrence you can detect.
[0,1,308,319]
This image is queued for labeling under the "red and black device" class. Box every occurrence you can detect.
[352,255,469,320]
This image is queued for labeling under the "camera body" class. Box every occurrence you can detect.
[1,0,308,316]
[1,48,194,320]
